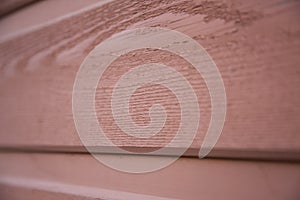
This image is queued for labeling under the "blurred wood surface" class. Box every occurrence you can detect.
[0,0,300,160]
[1,1,300,199]
[0,0,107,38]
[0,152,299,200]
[0,0,37,17]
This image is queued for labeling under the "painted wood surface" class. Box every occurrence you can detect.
[0,0,300,160]
[0,152,299,200]
[0,0,36,17]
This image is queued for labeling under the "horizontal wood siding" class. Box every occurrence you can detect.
[0,0,300,160]
[0,152,300,200]
[1,1,300,199]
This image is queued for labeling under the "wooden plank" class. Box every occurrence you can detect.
[0,177,171,200]
[0,152,299,200]
[0,0,300,159]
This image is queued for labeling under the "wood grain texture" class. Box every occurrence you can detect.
[0,0,300,159]
[0,0,107,39]
[0,152,299,200]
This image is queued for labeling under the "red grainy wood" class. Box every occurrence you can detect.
[0,0,107,38]
[0,0,300,159]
